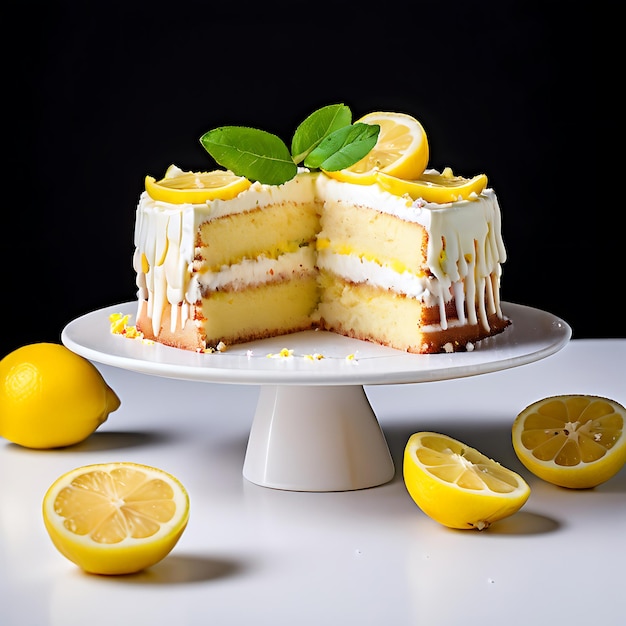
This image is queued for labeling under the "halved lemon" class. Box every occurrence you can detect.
[377,167,488,203]
[145,164,251,204]
[43,462,190,575]
[404,432,530,530]
[512,395,626,489]
[324,111,429,184]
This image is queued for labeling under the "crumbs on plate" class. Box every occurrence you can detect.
[109,313,153,344]
[109,315,359,362]
[266,348,358,363]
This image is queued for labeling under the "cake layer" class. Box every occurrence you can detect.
[199,277,319,348]
[315,273,509,354]
[137,276,319,351]
[197,202,320,269]
[316,198,428,274]
[136,300,204,352]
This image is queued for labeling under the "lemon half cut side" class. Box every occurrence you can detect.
[403,432,531,530]
[42,462,190,575]
[324,111,429,185]
[512,395,626,489]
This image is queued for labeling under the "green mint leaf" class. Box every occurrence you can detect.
[303,123,380,171]
[199,126,297,185]
[290,103,352,165]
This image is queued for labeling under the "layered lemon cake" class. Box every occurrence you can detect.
[132,107,510,354]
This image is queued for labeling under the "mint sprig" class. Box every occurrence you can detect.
[199,104,380,185]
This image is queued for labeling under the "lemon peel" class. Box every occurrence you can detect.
[0,343,120,449]
[145,166,251,204]
[404,432,530,530]
[377,168,488,203]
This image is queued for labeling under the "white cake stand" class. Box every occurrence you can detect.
[61,301,571,492]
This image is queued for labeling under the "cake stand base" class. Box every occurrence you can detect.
[242,385,395,492]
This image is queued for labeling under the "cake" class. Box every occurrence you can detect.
[131,106,510,354]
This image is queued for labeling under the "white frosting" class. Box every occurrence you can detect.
[316,249,438,304]
[133,170,507,337]
[191,247,316,297]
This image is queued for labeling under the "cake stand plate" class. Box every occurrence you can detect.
[61,302,571,492]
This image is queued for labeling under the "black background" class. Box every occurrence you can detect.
[3,3,611,359]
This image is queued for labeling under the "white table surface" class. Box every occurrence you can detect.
[1,338,625,626]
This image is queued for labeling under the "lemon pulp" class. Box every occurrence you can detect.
[324,111,429,184]
[42,462,190,575]
[512,395,626,489]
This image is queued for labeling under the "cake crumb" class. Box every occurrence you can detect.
[109,313,128,334]
[216,341,227,352]
[109,313,144,341]
[124,326,143,339]
[267,348,294,359]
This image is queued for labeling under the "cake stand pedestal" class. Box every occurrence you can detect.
[243,385,393,491]
[61,301,571,492]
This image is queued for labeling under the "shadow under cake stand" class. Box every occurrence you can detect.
[61,301,571,492]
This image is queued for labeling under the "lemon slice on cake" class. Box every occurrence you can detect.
[512,395,626,489]
[324,112,429,184]
[145,165,251,203]
[377,167,488,203]
[404,432,530,530]
[43,462,190,575]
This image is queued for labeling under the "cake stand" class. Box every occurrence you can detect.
[61,301,571,492]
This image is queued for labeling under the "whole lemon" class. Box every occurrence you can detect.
[0,343,120,449]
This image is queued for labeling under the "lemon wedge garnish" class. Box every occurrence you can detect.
[404,432,530,530]
[377,167,488,203]
[512,395,626,489]
[145,166,251,204]
[324,111,429,185]
[42,462,190,575]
